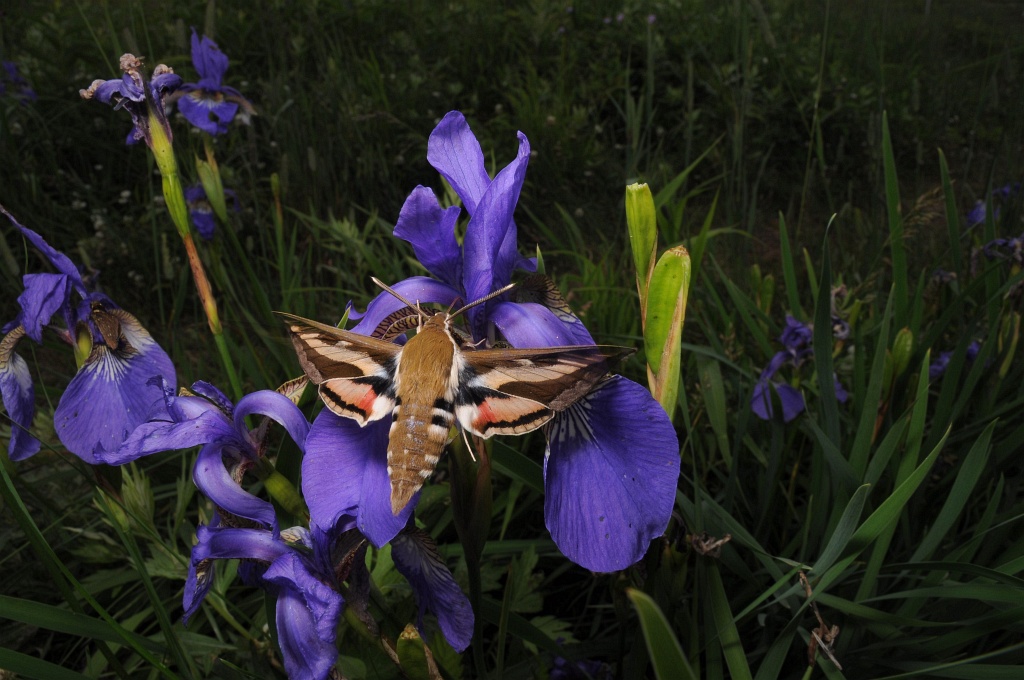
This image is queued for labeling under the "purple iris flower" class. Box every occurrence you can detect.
[1,60,37,103]
[302,111,680,573]
[104,380,473,664]
[751,316,848,423]
[80,54,182,146]
[167,29,254,136]
[982,233,1024,268]
[1,208,175,462]
[929,341,981,380]
[184,184,239,240]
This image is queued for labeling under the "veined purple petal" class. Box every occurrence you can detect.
[393,186,463,287]
[348,277,461,336]
[193,442,278,531]
[544,376,679,572]
[54,317,175,464]
[427,111,490,214]
[234,390,310,453]
[16,273,71,343]
[177,94,239,136]
[302,411,415,547]
[490,301,596,348]
[462,130,531,309]
[190,30,229,86]
[273,582,341,680]
[1,326,39,460]
[98,410,234,464]
[391,529,474,652]
[189,381,234,417]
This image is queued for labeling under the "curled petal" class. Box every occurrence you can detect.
[1,326,39,460]
[490,301,595,348]
[544,377,679,572]
[193,442,278,531]
[189,380,234,416]
[302,411,415,547]
[272,579,342,680]
[99,410,233,464]
[234,390,310,453]
[348,277,460,336]
[184,523,290,622]
[4,209,86,290]
[264,552,344,644]
[392,186,463,287]
[391,528,474,652]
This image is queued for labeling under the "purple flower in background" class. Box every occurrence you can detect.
[1,206,175,462]
[929,341,981,380]
[80,54,182,146]
[982,233,1024,268]
[966,200,989,227]
[751,316,848,423]
[302,112,679,572]
[167,29,254,135]
[184,184,239,240]
[1,60,37,103]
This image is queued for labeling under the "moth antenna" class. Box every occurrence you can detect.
[371,276,428,323]
[451,282,517,320]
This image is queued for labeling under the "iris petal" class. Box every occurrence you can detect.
[17,273,73,342]
[0,327,39,460]
[99,410,233,464]
[348,277,460,336]
[490,301,596,347]
[54,324,175,464]
[193,442,279,531]
[391,529,474,652]
[393,186,463,287]
[426,111,491,214]
[303,411,415,546]
[543,377,679,572]
[273,583,341,680]
[234,390,310,454]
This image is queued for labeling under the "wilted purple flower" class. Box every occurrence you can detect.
[1,206,175,462]
[982,233,1024,268]
[301,111,679,573]
[167,29,254,135]
[1,60,37,103]
[80,54,181,146]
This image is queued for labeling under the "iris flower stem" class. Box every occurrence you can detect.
[149,115,243,400]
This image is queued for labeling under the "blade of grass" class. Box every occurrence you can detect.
[628,589,698,680]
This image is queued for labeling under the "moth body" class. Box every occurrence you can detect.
[387,314,460,514]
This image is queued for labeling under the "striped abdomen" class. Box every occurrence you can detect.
[386,316,459,514]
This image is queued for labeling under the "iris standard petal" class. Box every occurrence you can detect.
[391,528,474,652]
[462,130,531,308]
[543,376,679,572]
[190,30,229,85]
[54,331,175,464]
[1,326,39,460]
[348,277,461,336]
[302,411,415,546]
[193,443,279,531]
[490,301,596,348]
[17,273,72,342]
[426,111,491,214]
[233,390,310,454]
[752,380,805,422]
[392,186,463,287]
